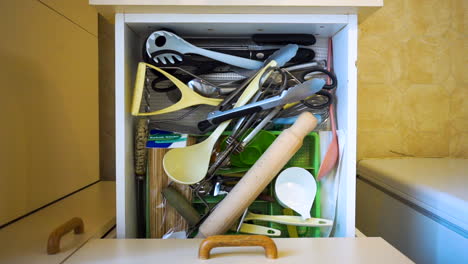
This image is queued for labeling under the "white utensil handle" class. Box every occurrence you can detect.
[195,112,318,238]
[194,46,263,70]
[245,213,333,227]
[237,223,281,236]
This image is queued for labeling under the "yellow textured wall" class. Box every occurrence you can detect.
[357,0,467,159]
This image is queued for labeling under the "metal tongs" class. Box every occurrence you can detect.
[198,78,326,131]
[187,45,299,205]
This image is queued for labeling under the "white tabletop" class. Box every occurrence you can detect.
[65,237,413,264]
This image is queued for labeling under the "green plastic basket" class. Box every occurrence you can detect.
[193,131,321,238]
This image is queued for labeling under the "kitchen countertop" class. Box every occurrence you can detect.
[65,237,413,264]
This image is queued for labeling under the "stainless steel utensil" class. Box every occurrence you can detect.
[198,78,326,130]
[187,79,236,97]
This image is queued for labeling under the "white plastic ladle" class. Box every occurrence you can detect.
[275,167,317,220]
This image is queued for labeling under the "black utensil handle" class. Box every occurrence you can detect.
[197,120,214,133]
[298,67,338,90]
[301,90,334,109]
[198,106,263,132]
[252,34,316,46]
[211,48,315,64]
[294,48,315,63]
[211,106,263,125]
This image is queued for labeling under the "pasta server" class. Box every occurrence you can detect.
[145,31,263,70]
[163,44,299,185]
[131,62,223,116]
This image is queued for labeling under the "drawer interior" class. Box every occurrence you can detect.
[115,14,357,238]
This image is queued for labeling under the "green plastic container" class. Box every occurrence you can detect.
[230,130,276,167]
[193,131,321,238]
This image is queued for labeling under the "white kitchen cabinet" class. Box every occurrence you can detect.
[0,1,115,263]
[111,13,357,239]
[0,182,116,264]
[39,0,98,35]
[89,0,383,241]
[0,0,99,228]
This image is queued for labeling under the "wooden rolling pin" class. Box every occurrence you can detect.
[195,112,318,238]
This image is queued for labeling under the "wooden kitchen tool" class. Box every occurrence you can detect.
[148,138,195,238]
[195,112,318,238]
[134,118,149,238]
[198,235,278,260]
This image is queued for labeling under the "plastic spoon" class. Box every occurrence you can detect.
[163,45,298,185]
[275,167,317,220]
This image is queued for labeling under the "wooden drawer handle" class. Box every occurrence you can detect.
[198,235,278,260]
[47,217,84,254]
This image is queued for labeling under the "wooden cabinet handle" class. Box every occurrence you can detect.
[47,217,84,254]
[198,235,278,260]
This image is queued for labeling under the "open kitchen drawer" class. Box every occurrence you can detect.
[112,12,358,239]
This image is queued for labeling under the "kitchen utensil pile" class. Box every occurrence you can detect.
[132,30,339,238]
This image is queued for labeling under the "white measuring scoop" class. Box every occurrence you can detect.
[275,167,317,220]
